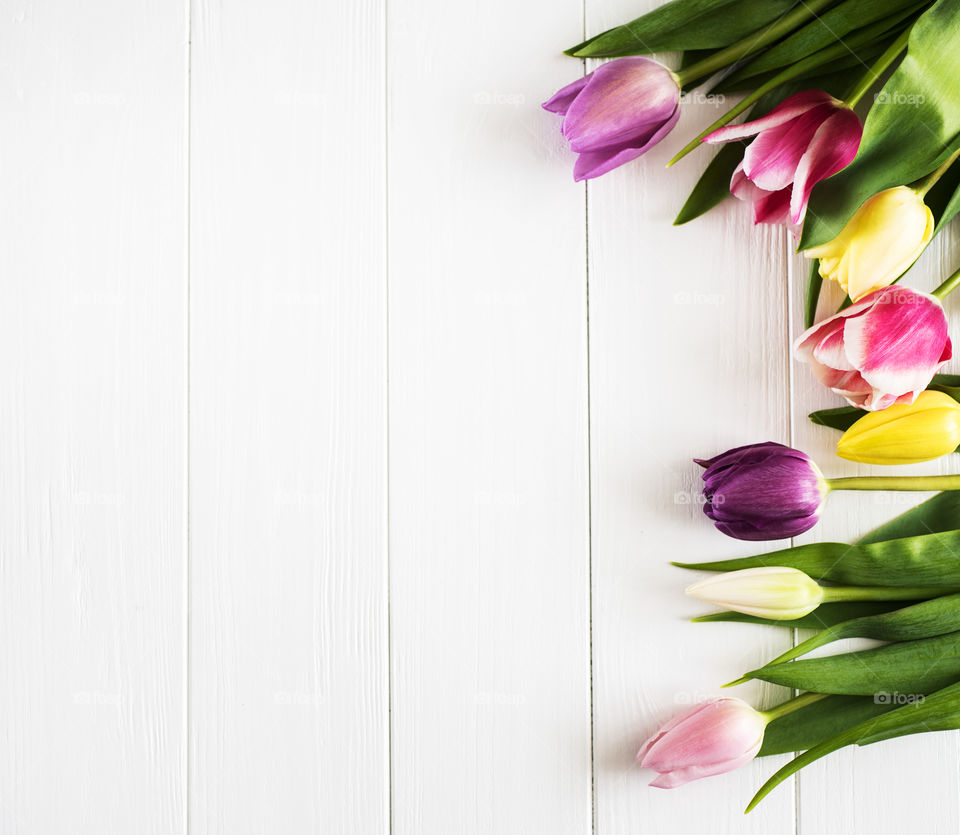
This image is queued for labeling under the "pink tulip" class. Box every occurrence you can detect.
[637,698,766,788]
[795,285,952,411]
[543,57,681,181]
[704,90,862,225]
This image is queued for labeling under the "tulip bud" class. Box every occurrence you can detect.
[803,186,934,300]
[704,90,862,226]
[837,390,960,465]
[542,57,681,181]
[696,442,828,541]
[637,697,767,788]
[685,567,823,620]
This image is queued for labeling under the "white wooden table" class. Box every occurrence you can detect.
[4,0,960,832]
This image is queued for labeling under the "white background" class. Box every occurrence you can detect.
[4,0,960,832]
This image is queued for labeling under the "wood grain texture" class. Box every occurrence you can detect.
[189,1,388,832]
[386,0,592,832]
[584,31,797,833]
[0,1,187,831]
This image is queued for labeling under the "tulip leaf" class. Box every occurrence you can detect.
[857,489,960,542]
[748,679,960,811]
[800,0,960,250]
[565,0,798,57]
[759,694,897,756]
[673,143,743,225]
[808,405,864,431]
[715,0,926,91]
[692,599,915,628]
[673,528,960,586]
[756,593,960,666]
[928,160,960,233]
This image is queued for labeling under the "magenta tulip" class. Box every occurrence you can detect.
[543,57,681,181]
[638,698,766,788]
[795,285,952,411]
[704,90,862,225]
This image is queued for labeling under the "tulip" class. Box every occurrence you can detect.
[685,567,823,619]
[696,442,827,541]
[542,57,681,181]
[704,90,862,226]
[837,390,960,464]
[803,186,934,300]
[794,285,951,411]
[637,697,767,788]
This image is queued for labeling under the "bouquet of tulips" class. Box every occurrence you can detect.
[543,0,960,812]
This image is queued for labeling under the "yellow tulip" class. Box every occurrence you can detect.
[803,186,933,301]
[685,567,823,620]
[837,390,960,465]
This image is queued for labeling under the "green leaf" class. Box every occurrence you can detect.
[673,143,744,225]
[808,405,867,431]
[672,528,960,586]
[565,0,797,57]
[759,694,897,756]
[692,599,916,628]
[800,0,960,249]
[746,630,960,695]
[752,593,960,666]
[716,0,925,91]
[748,679,960,811]
[926,152,960,232]
[858,490,960,542]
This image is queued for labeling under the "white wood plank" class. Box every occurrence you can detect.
[585,3,798,830]
[386,1,592,831]
[189,1,388,832]
[790,235,960,834]
[0,1,187,831]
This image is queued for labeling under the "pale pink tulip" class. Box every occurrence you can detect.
[637,698,766,788]
[794,285,952,411]
[705,90,862,225]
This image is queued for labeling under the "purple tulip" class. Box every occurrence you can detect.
[704,90,862,225]
[542,57,681,181]
[695,442,827,541]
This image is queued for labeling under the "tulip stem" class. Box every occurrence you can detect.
[933,265,960,300]
[826,475,960,491]
[674,0,837,89]
[915,147,960,198]
[760,691,828,723]
[843,27,912,109]
[820,585,958,603]
[668,14,900,167]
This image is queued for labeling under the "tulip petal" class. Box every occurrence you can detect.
[563,57,679,153]
[751,187,791,225]
[743,103,836,192]
[542,75,590,115]
[572,106,680,181]
[842,290,950,407]
[703,89,834,144]
[648,743,763,788]
[790,108,862,224]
